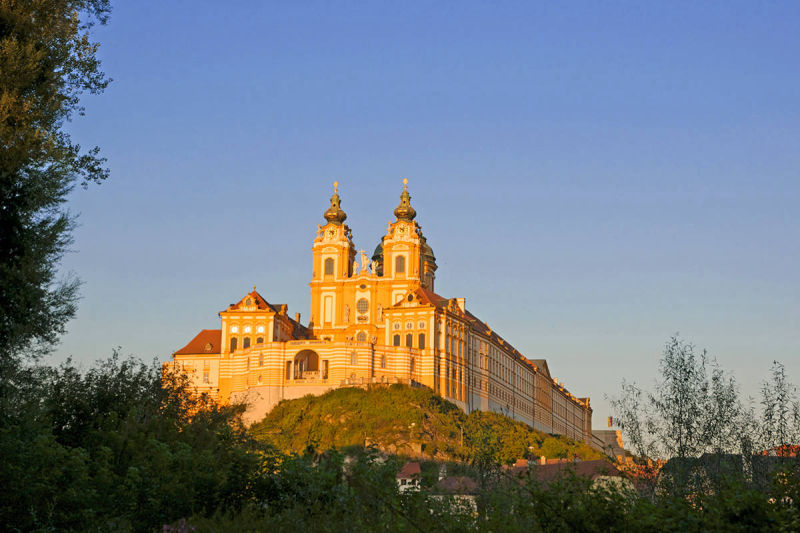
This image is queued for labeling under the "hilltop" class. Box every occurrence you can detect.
[249,384,603,463]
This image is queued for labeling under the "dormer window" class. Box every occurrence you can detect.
[246,298,252,306]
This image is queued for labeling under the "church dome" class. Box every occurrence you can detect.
[421,237,435,261]
[323,181,347,225]
[393,178,417,222]
[371,240,384,262]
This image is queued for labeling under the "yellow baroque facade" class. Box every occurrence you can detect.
[168,181,593,443]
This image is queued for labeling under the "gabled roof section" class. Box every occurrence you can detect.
[396,462,422,479]
[389,286,448,309]
[224,289,280,313]
[530,359,551,379]
[174,329,221,356]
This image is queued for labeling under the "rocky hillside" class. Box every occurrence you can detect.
[249,384,603,463]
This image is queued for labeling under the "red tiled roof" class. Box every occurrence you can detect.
[174,329,221,355]
[530,460,621,483]
[396,462,422,479]
[414,287,449,307]
[435,476,478,494]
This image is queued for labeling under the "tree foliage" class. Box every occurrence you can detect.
[0,352,274,532]
[0,0,111,364]
[611,336,744,462]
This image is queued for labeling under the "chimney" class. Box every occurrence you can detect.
[280,304,287,314]
[455,298,466,312]
[295,312,301,323]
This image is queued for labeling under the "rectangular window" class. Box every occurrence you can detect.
[203,372,209,384]
[324,295,333,323]
[322,360,329,379]
[286,361,292,380]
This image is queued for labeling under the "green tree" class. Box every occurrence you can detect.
[760,360,800,452]
[612,336,743,462]
[0,0,111,365]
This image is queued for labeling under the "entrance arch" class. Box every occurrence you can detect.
[294,349,320,379]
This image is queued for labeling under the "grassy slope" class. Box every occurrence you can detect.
[249,384,604,463]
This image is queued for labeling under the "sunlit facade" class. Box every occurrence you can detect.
[169,181,593,442]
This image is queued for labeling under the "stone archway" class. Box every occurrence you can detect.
[294,349,320,379]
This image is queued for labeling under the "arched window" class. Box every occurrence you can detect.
[230,337,237,352]
[256,336,264,344]
[243,337,251,349]
[395,255,405,274]
[324,257,334,276]
[356,331,367,343]
[405,333,413,348]
[418,333,425,349]
[410,358,416,373]
[393,334,400,346]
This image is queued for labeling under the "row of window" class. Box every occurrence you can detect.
[393,320,426,330]
[392,332,426,349]
[230,325,265,334]
[229,336,264,352]
[323,255,407,277]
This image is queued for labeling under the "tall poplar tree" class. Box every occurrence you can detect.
[0,0,111,365]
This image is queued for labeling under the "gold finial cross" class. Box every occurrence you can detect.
[333,180,339,193]
[402,178,408,190]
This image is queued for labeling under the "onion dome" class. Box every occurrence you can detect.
[371,236,385,276]
[323,181,347,225]
[371,237,384,262]
[421,236,435,262]
[393,178,417,222]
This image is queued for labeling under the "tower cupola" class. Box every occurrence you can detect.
[324,181,347,225]
[393,178,417,222]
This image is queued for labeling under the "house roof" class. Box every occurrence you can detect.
[396,462,422,479]
[224,290,281,313]
[529,460,621,483]
[435,476,479,495]
[174,329,222,356]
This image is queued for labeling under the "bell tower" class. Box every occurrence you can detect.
[379,179,437,303]
[309,182,356,331]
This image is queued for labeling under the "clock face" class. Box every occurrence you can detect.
[397,226,406,235]
[327,229,336,238]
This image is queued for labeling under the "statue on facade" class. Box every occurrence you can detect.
[359,249,369,272]
[370,260,378,274]
[352,258,359,275]
[344,304,350,323]
[377,303,383,321]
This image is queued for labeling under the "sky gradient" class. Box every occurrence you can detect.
[58,1,800,423]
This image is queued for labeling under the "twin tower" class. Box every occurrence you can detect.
[309,180,438,341]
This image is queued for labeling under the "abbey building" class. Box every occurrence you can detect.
[169,181,593,443]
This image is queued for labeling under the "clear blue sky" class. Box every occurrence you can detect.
[58,1,800,425]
